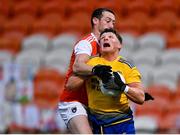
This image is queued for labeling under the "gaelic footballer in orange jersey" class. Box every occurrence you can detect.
[60,33,99,105]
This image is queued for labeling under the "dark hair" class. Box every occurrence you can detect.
[91,8,115,28]
[100,28,123,44]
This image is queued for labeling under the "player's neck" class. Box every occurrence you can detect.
[92,29,100,39]
[101,52,119,61]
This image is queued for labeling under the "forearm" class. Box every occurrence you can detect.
[73,62,93,75]
[66,75,85,91]
[125,86,145,104]
[73,54,93,75]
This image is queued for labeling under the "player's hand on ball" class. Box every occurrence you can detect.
[112,72,127,91]
[92,65,112,83]
[100,72,127,96]
[100,81,120,96]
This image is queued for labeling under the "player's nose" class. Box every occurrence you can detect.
[103,36,109,41]
[108,22,114,29]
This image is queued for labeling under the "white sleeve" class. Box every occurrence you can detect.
[74,40,92,56]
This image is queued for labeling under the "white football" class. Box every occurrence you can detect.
[99,72,126,97]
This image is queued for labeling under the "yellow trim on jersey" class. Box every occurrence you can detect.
[104,118,132,127]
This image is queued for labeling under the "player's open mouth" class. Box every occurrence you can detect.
[103,43,110,47]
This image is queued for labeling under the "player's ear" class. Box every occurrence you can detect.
[93,17,99,25]
[116,42,122,50]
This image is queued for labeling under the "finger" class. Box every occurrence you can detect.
[104,72,112,79]
[113,72,121,81]
[104,66,112,70]
[145,92,154,101]
[101,65,112,70]
[102,76,111,83]
[113,72,119,77]
[103,68,112,73]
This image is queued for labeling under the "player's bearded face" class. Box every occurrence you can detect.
[99,12,115,32]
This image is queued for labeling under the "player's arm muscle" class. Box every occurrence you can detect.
[125,82,145,104]
[73,54,93,75]
[66,75,85,91]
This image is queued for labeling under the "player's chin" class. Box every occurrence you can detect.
[102,47,112,51]
[101,48,110,53]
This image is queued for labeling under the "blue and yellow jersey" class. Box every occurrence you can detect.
[86,56,141,114]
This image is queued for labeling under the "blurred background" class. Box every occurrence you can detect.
[0,0,180,133]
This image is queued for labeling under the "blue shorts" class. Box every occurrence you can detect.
[88,112,135,134]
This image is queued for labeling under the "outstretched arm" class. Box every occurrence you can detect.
[68,65,112,91]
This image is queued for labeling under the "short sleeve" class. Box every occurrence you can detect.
[74,40,92,56]
[125,67,142,84]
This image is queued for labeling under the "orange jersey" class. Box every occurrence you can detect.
[60,33,99,106]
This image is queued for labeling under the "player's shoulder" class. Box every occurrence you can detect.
[74,34,94,47]
[74,33,97,47]
[118,56,135,68]
[81,33,97,43]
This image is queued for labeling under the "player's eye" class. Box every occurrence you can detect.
[105,18,111,22]
[106,20,111,23]
[108,35,114,39]
[106,19,112,24]
[100,36,105,41]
